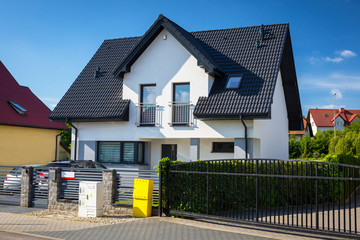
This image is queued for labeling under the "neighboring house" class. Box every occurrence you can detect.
[0,61,68,166]
[289,116,309,140]
[50,15,302,169]
[307,108,360,136]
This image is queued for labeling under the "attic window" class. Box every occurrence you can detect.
[325,114,329,117]
[8,101,27,115]
[226,75,242,89]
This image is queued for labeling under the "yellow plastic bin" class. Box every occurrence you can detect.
[133,178,154,217]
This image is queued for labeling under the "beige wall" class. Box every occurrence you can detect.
[0,125,60,166]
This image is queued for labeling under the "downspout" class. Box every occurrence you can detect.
[55,133,60,161]
[240,115,248,159]
[66,119,78,161]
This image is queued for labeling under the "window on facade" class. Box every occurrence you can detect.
[97,142,145,164]
[172,83,190,125]
[225,75,242,89]
[8,101,27,115]
[212,142,234,153]
[139,84,156,126]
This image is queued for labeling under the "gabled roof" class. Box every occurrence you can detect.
[112,14,223,78]
[0,61,67,130]
[308,108,360,127]
[50,15,303,130]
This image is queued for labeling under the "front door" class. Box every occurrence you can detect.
[161,144,177,160]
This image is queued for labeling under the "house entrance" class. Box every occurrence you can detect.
[161,144,177,160]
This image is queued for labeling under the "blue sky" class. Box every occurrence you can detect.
[0,0,359,115]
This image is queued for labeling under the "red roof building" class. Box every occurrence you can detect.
[0,61,67,165]
[307,108,360,136]
[0,61,66,130]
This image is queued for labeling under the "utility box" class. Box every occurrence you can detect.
[78,181,104,217]
[133,178,154,217]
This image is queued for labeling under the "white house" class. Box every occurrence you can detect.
[308,108,360,136]
[50,15,303,169]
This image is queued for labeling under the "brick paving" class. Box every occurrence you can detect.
[0,205,346,240]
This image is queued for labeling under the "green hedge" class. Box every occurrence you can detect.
[160,159,351,215]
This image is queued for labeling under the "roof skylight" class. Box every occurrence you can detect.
[8,101,27,115]
[226,75,242,89]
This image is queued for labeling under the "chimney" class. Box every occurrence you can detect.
[339,107,344,112]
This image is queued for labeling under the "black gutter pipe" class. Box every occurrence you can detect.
[240,115,248,159]
[66,119,78,161]
[55,133,60,161]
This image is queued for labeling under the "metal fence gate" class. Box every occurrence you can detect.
[115,169,159,206]
[32,167,49,208]
[164,159,360,237]
[60,168,103,200]
[0,166,21,205]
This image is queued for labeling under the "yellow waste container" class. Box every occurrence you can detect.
[133,178,154,217]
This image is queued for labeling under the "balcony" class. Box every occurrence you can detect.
[136,103,158,126]
[169,101,193,126]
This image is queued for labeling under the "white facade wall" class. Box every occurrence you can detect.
[253,72,289,160]
[70,29,290,165]
[334,116,345,131]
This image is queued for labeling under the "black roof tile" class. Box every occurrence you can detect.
[50,15,302,130]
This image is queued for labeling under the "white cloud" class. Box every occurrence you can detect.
[339,50,357,58]
[40,97,60,110]
[320,104,336,109]
[316,49,357,64]
[324,56,343,63]
[302,73,360,90]
[330,89,343,99]
[49,104,57,110]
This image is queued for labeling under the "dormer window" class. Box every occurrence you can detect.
[8,101,27,115]
[226,75,242,89]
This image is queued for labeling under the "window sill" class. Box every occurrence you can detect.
[137,124,156,127]
[211,151,234,153]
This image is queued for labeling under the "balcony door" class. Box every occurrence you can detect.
[172,83,190,125]
[140,84,156,126]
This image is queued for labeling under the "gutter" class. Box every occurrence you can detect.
[240,115,248,159]
[66,119,78,161]
[55,133,60,161]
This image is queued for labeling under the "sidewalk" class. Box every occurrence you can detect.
[0,205,343,240]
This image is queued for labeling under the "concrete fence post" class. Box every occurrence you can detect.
[48,167,61,209]
[103,169,116,212]
[20,167,33,207]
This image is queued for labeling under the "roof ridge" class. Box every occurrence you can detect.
[102,23,290,43]
[190,23,289,34]
[104,36,142,41]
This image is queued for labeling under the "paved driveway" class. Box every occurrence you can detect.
[0,205,341,240]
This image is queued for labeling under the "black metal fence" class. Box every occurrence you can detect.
[0,166,21,205]
[164,159,360,236]
[60,168,103,200]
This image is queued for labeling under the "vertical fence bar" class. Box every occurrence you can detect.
[207,161,209,215]
[158,162,162,217]
[332,165,335,232]
[315,162,319,230]
[355,168,357,234]
[310,163,313,229]
[305,162,308,229]
[256,159,259,222]
[338,165,341,232]
[343,166,346,233]
[348,167,351,234]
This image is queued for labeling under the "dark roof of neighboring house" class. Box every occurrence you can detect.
[50,15,302,130]
[289,116,307,135]
[0,61,67,130]
[308,108,360,127]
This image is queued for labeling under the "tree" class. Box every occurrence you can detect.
[60,123,72,149]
